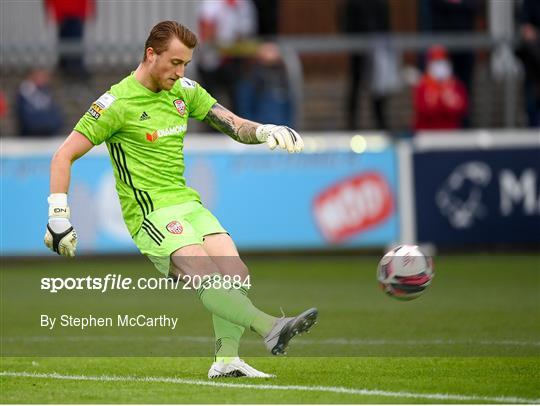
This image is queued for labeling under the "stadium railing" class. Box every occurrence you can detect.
[1,32,520,130]
[273,33,518,130]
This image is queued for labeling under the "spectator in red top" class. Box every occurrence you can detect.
[0,91,7,120]
[413,45,468,130]
[45,0,95,77]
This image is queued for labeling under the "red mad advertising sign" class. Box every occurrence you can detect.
[313,172,394,243]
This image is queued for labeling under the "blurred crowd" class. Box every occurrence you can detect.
[2,0,539,138]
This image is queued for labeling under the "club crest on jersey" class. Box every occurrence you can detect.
[173,99,186,116]
[166,221,183,235]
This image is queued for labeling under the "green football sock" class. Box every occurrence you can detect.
[198,275,275,337]
[213,286,248,359]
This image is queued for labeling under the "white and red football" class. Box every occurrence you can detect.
[377,245,434,300]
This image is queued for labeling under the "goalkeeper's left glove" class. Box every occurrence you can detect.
[256,124,304,153]
[44,193,78,257]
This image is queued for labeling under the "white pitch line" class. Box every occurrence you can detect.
[1,371,538,404]
[3,335,540,347]
[300,338,540,347]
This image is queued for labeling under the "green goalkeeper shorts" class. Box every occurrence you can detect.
[133,201,227,275]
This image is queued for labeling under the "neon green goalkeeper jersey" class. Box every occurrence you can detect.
[74,73,216,236]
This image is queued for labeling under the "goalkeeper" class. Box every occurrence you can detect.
[44,20,317,378]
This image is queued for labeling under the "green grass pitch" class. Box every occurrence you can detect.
[1,254,539,403]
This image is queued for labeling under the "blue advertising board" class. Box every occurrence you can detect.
[1,146,399,255]
[413,148,540,245]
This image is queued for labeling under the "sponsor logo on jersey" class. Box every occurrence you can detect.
[139,111,150,121]
[146,131,158,142]
[145,124,187,142]
[166,221,183,234]
[88,103,102,119]
[173,99,186,116]
[87,93,116,120]
[312,172,394,243]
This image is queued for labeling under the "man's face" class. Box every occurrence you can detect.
[147,38,193,91]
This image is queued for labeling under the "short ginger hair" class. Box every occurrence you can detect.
[143,20,197,61]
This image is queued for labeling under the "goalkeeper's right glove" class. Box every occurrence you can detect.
[44,193,78,257]
[255,124,304,153]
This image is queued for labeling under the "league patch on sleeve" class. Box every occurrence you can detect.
[87,93,116,120]
[96,93,116,109]
[180,78,196,89]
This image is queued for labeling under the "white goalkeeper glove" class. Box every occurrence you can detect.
[256,124,304,153]
[44,193,78,257]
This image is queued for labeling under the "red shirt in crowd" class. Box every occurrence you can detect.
[413,74,468,130]
[0,91,7,119]
[45,0,95,23]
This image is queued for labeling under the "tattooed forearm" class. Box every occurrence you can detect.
[203,103,261,144]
